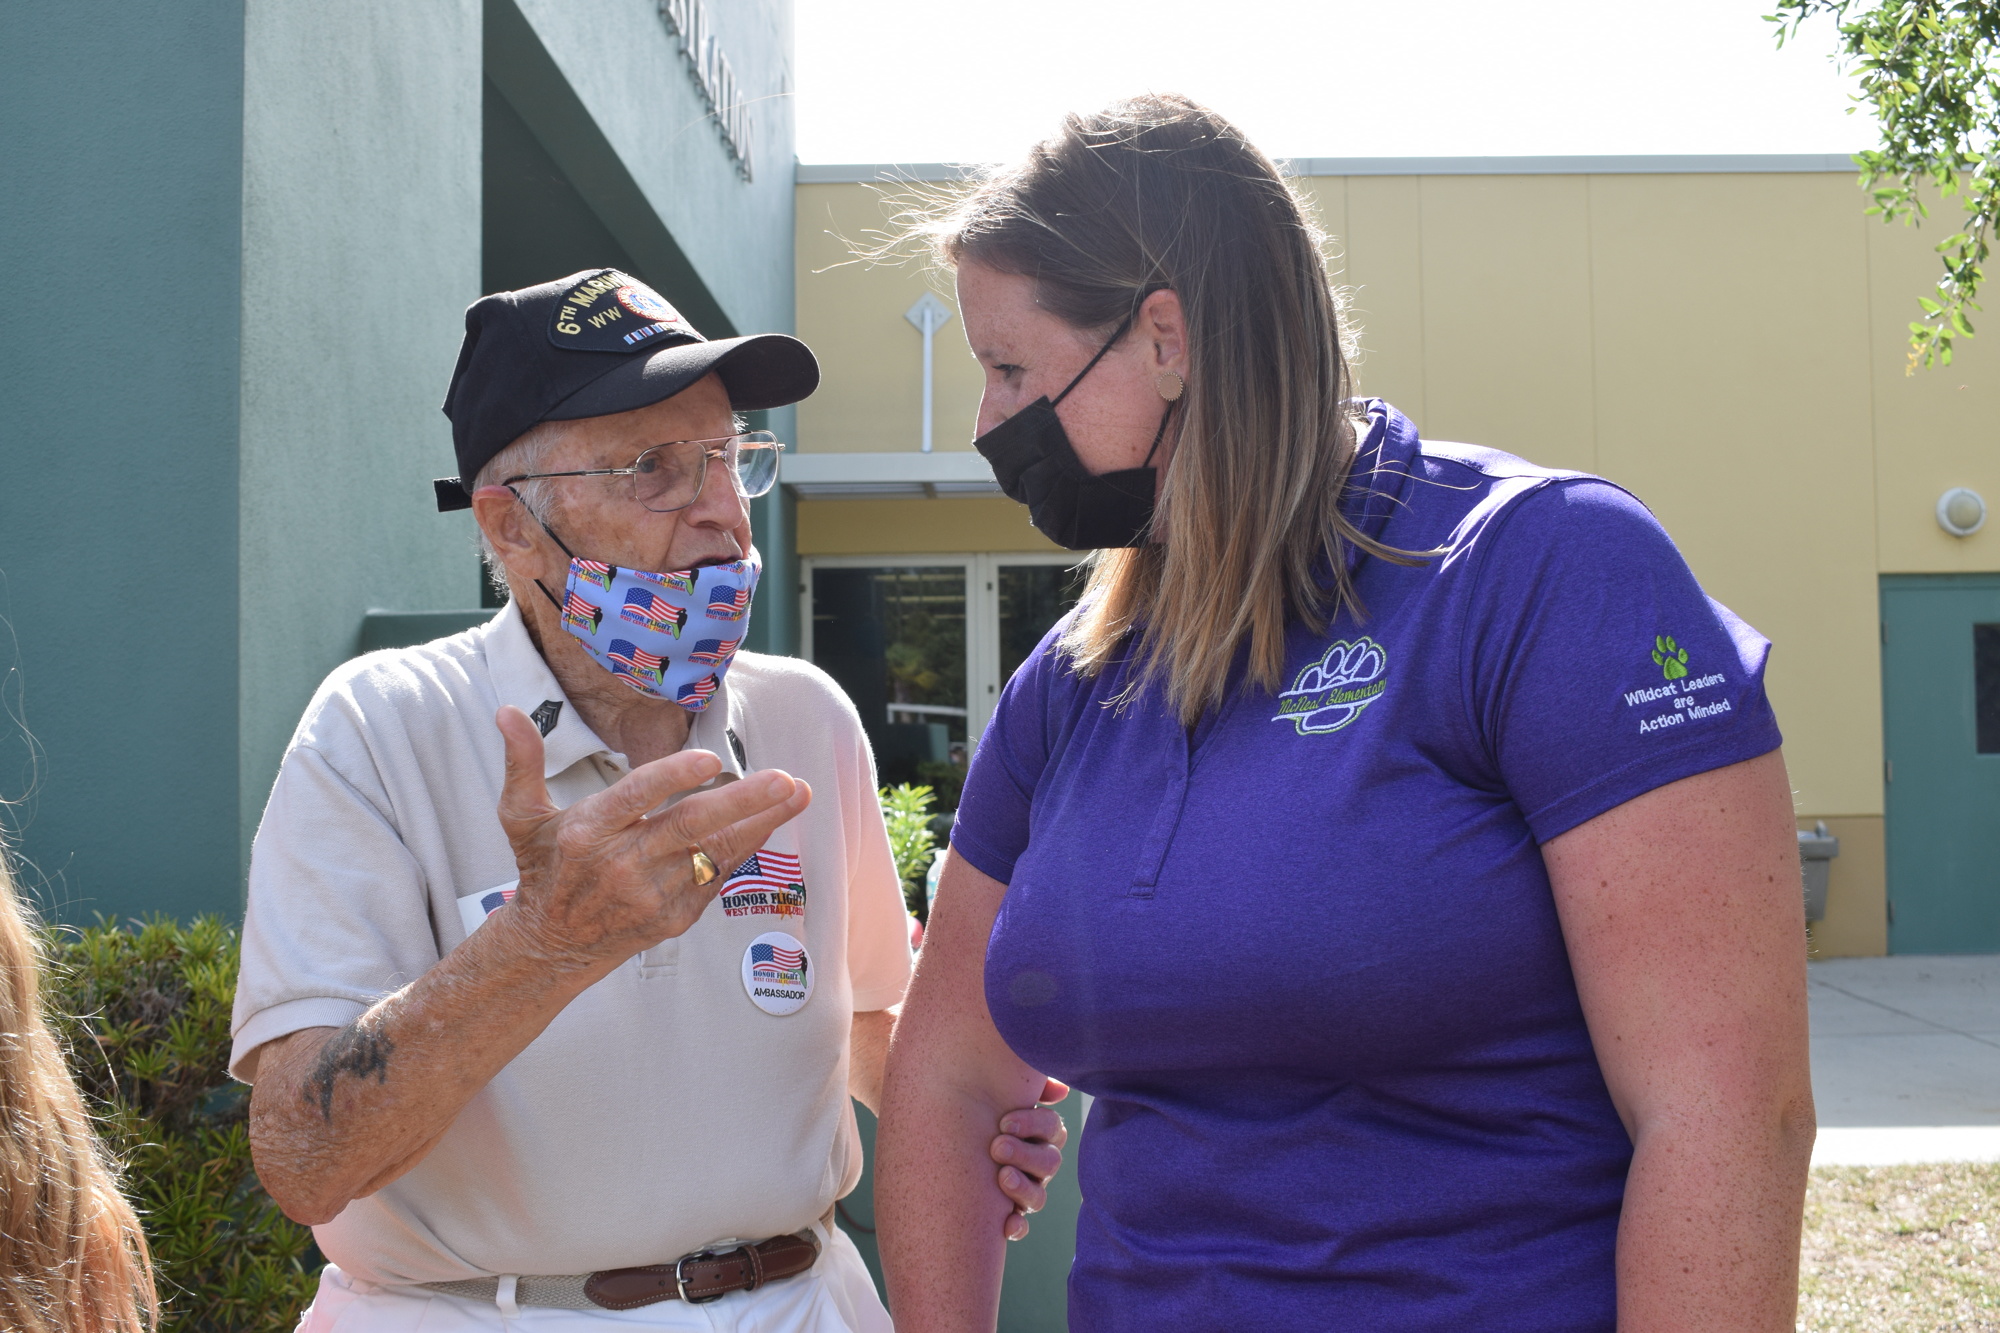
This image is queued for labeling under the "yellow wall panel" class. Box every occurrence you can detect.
[1340,175,1428,422]
[1865,211,2000,572]
[795,169,2000,946]
[1804,815,1887,959]
[1291,174,1347,265]
[798,496,1063,555]
[1587,173,1882,817]
[794,182,986,454]
[1417,175,1597,473]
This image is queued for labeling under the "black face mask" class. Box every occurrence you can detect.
[973,316,1177,550]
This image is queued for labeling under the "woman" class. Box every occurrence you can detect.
[0,848,156,1333]
[876,95,1813,1332]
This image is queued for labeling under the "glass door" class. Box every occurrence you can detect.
[968,555,1091,742]
[804,553,1086,810]
[808,562,969,795]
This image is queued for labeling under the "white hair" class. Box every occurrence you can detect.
[472,419,571,601]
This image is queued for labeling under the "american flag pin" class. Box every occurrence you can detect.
[740,931,813,1016]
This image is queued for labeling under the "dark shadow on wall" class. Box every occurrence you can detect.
[481,0,733,338]
[483,82,643,298]
[479,80,644,609]
[479,0,786,631]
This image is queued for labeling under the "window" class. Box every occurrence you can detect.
[804,554,1086,805]
[1976,623,2000,755]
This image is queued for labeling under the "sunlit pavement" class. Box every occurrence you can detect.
[1808,955,2000,1165]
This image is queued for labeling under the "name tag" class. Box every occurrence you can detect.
[456,881,519,937]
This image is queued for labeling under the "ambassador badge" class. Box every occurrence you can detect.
[454,881,518,939]
[741,930,812,1016]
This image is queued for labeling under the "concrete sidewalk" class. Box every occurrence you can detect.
[1808,955,2000,1165]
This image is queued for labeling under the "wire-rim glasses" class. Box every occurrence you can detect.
[504,431,784,513]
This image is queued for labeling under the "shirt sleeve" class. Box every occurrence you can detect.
[840,715,915,1013]
[229,741,442,1081]
[950,622,1065,885]
[1460,479,1784,843]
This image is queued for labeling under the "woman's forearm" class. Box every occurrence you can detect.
[1615,1102,1815,1330]
[877,850,1048,1331]
[877,1062,1034,1331]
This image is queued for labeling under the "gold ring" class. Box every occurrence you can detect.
[689,847,719,886]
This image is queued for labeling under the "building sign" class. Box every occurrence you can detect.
[657,0,754,181]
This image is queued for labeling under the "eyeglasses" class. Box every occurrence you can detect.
[504,432,785,513]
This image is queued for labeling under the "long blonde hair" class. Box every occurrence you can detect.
[0,851,155,1333]
[917,94,1408,723]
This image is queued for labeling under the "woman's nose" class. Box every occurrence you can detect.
[976,392,1012,438]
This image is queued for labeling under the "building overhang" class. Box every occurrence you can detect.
[781,450,1000,499]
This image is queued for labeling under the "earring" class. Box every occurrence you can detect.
[1156,371,1185,402]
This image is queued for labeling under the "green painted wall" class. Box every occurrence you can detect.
[237,0,485,863]
[0,4,247,923]
[2,0,801,923]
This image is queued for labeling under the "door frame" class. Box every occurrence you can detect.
[1880,571,2000,953]
[800,552,1084,745]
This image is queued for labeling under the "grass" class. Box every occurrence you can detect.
[1799,1163,2000,1331]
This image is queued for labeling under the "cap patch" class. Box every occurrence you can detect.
[548,269,699,354]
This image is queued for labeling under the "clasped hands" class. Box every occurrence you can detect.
[492,705,1067,1234]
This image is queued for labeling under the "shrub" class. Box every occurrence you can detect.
[42,915,319,1332]
[880,783,938,921]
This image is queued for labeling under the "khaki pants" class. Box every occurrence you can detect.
[296,1223,892,1333]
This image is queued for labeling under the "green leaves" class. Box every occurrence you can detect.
[1771,0,2000,370]
[879,782,939,919]
[42,916,318,1332]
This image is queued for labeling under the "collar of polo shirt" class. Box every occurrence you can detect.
[483,599,747,786]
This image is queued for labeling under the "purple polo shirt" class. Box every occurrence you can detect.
[952,402,1783,1333]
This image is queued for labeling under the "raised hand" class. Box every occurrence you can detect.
[494,704,812,968]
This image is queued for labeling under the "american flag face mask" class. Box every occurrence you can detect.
[533,541,758,712]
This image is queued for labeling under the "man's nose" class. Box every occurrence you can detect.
[685,454,749,525]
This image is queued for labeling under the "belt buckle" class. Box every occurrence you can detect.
[675,1247,734,1305]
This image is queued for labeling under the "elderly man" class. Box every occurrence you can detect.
[231,269,1064,1332]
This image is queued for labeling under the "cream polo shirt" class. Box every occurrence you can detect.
[230,601,913,1286]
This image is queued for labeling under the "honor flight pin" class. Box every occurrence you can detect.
[741,931,812,1016]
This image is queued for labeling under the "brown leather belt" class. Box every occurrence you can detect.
[421,1228,821,1310]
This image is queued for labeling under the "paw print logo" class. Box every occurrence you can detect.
[1652,634,1689,681]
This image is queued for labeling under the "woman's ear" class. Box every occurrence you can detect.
[1139,287,1188,375]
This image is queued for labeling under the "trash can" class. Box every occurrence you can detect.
[1798,821,1839,923]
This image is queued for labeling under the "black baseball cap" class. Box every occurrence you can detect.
[434,267,819,511]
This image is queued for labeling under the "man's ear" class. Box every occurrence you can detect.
[1138,287,1188,375]
[471,486,543,578]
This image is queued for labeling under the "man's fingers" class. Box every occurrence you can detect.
[1039,1077,1072,1106]
[576,749,726,834]
[999,1104,1068,1150]
[997,1164,1047,1218]
[638,774,812,873]
[495,707,557,831]
[639,769,799,847]
[1004,1211,1031,1242]
[992,1134,1062,1184]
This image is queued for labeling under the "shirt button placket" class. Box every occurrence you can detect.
[1127,731,1191,899]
